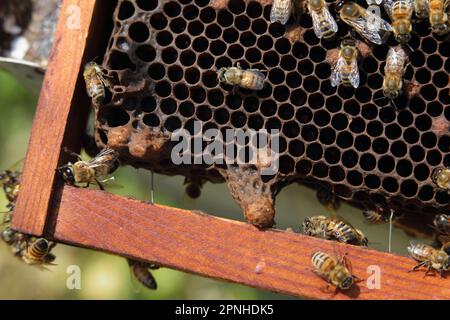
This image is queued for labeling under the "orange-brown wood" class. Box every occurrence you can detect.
[11,0,111,235]
[50,185,450,300]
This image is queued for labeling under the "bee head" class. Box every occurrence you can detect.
[432,22,449,35]
[309,0,322,9]
[34,238,49,251]
[186,183,201,198]
[431,167,445,184]
[434,214,448,229]
[217,68,227,83]
[45,253,56,263]
[57,165,76,185]
[395,32,411,44]
[383,79,400,100]
[302,217,316,234]
[339,275,354,290]
[334,0,347,12]
[1,228,15,243]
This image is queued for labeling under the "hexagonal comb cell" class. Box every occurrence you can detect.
[94,0,450,228]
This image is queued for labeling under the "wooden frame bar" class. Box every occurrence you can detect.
[10,0,450,299]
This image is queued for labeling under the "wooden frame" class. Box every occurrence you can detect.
[10,0,450,299]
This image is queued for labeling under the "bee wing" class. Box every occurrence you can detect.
[89,148,119,165]
[348,57,360,88]
[343,14,391,44]
[383,0,394,17]
[247,69,267,79]
[330,56,346,87]
[311,8,338,38]
[366,0,383,4]
[270,0,293,24]
[406,0,414,9]
[407,240,419,252]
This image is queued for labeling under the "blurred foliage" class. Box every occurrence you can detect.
[0,69,430,299]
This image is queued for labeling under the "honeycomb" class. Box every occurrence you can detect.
[94,0,450,228]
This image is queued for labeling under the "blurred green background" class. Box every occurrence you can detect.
[0,69,429,299]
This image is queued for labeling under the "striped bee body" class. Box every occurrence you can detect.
[128,259,158,290]
[303,216,368,246]
[311,251,355,290]
[308,0,338,39]
[327,219,368,246]
[388,0,414,43]
[408,241,450,276]
[22,238,56,265]
[429,0,449,35]
[270,0,294,25]
[83,62,112,105]
[217,65,266,90]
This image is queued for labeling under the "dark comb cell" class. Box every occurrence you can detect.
[96,0,449,228]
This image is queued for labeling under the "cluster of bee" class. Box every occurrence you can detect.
[217,0,448,108]
[303,203,450,290]
[0,170,57,267]
[57,136,159,290]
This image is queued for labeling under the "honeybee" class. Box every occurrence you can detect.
[83,61,113,105]
[383,46,408,100]
[217,63,265,90]
[311,251,359,290]
[336,1,393,44]
[384,0,414,43]
[362,206,396,224]
[3,229,30,256]
[21,238,56,266]
[308,0,338,39]
[127,259,158,290]
[58,148,120,190]
[316,187,341,211]
[408,241,450,276]
[433,214,450,234]
[270,0,294,24]
[302,216,368,246]
[331,39,360,88]
[414,0,429,18]
[429,0,450,35]
[431,167,450,194]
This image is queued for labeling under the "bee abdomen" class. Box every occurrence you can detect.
[408,242,431,261]
[363,210,384,223]
[270,0,293,24]
[129,260,158,290]
[26,238,49,261]
[331,221,355,242]
[311,251,334,272]
[241,71,265,90]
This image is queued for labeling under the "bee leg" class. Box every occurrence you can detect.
[95,179,105,191]
[48,241,57,251]
[63,147,83,161]
[424,266,435,277]
[409,261,427,272]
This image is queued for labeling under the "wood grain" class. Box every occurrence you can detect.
[50,186,450,300]
[11,0,108,235]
